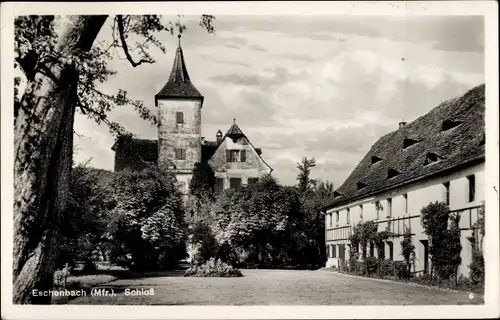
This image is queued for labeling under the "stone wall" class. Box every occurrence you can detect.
[157,98,202,173]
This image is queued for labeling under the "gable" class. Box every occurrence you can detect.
[208,135,272,173]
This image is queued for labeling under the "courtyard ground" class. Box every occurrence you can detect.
[69,269,483,305]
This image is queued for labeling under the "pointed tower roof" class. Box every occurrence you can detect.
[155,35,203,106]
[225,118,245,138]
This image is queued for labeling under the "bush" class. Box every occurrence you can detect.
[469,246,484,285]
[378,260,394,278]
[364,257,378,276]
[184,258,243,277]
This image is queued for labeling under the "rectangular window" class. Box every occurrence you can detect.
[230,150,239,162]
[358,206,362,221]
[388,241,394,260]
[332,245,337,258]
[174,148,186,160]
[229,178,242,192]
[375,201,380,220]
[347,209,350,225]
[443,182,450,205]
[335,211,339,225]
[240,150,247,162]
[248,177,259,185]
[176,111,184,124]
[403,194,408,214]
[387,198,392,218]
[214,178,224,195]
[467,175,476,202]
[328,213,332,228]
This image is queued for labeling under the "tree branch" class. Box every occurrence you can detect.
[117,15,154,68]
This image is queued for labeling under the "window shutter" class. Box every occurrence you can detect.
[176,112,184,124]
[240,150,246,162]
[226,150,231,162]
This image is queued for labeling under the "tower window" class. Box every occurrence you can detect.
[229,178,242,192]
[176,111,184,124]
[443,182,450,205]
[467,175,476,202]
[174,148,186,160]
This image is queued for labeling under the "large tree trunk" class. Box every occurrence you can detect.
[13,15,107,304]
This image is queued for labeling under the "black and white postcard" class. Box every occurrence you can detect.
[1,1,499,319]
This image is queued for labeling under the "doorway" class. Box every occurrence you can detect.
[420,240,429,275]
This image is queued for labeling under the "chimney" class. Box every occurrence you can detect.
[216,130,223,144]
[399,121,407,129]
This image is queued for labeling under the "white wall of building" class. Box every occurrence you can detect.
[325,162,485,277]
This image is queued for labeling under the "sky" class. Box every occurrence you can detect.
[72,15,485,187]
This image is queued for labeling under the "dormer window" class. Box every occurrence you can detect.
[424,152,443,166]
[357,182,367,190]
[333,191,343,198]
[442,119,462,131]
[387,168,401,179]
[403,138,421,149]
[371,156,383,165]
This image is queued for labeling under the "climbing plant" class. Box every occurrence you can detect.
[420,201,462,281]
[400,226,415,275]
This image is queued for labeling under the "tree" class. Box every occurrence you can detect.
[13,15,215,303]
[296,157,316,193]
[107,168,186,271]
[56,164,114,270]
[210,175,302,267]
[421,201,462,281]
[189,161,216,200]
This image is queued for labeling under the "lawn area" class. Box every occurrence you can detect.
[68,269,483,305]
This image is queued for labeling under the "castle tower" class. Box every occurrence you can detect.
[155,35,204,194]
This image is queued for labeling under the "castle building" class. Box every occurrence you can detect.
[111,36,273,195]
[322,84,485,278]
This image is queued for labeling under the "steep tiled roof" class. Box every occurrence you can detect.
[155,35,203,105]
[324,84,485,210]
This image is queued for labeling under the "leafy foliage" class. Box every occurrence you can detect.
[469,204,485,285]
[184,258,243,277]
[189,161,216,200]
[107,168,186,270]
[14,15,215,136]
[296,157,316,193]
[420,201,462,280]
[56,164,114,269]
[400,226,415,267]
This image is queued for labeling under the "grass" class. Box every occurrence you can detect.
[68,269,483,305]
